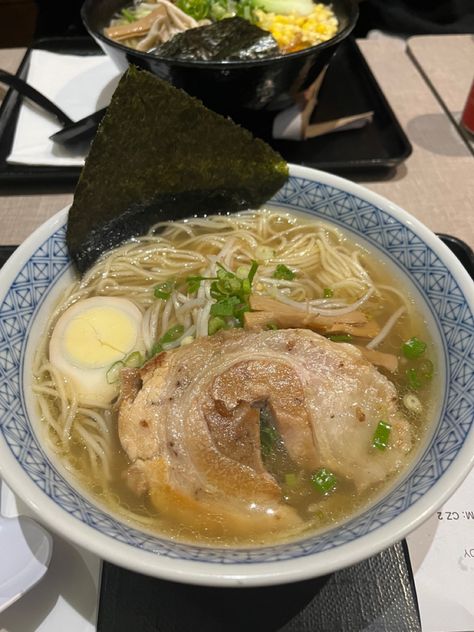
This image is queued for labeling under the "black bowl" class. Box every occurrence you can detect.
[81,0,358,118]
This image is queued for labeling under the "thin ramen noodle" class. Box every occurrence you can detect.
[33,209,436,545]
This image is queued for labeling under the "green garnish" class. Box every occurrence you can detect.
[124,351,143,368]
[161,324,185,344]
[323,288,334,298]
[310,468,337,494]
[266,322,278,330]
[177,0,211,19]
[328,334,353,343]
[372,420,391,451]
[188,261,259,328]
[402,336,427,359]
[210,295,240,317]
[209,0,234,19]
[247,260,259,284]
[208,316,226,335]
[406,367,422,390]
[120,7,137,22]
[106,360,124,384]
[186,275,207,294]
[107,350,144,383]
[150,324,185,358]
[236,0,256,21]
[284,473,298,487]
[272,264,295,281]
[154,280,174,300]
[150,342,163,357]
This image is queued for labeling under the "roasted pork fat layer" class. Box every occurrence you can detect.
[118,328,412,536]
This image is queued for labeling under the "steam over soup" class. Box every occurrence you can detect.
[34,209,437,546]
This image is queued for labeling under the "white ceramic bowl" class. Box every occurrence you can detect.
[0,165,473,587]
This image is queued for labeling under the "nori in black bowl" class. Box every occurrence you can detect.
[152,17,280,62]
[81,0,358,116]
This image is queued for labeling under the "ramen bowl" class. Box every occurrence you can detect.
[0,165,473,586]
[81,0,358,117]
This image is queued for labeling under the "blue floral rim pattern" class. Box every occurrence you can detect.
[0,174,473,565]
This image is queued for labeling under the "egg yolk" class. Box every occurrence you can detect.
[63,306,138,368]
[49,296,145,407]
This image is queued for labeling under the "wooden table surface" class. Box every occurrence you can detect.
[1,36,474,251]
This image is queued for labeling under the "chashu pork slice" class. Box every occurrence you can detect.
[118,328,412,537]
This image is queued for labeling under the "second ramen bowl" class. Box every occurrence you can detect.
[0,165,473,586]
[81,0,358,117]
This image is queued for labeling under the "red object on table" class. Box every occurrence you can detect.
[461,78,474,135]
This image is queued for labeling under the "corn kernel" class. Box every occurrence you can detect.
[255,4,338,54]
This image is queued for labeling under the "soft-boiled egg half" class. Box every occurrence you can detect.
[49,296,145,407]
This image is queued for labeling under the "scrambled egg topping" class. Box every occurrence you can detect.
[255,4,338,54]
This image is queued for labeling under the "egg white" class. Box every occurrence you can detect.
[49,296,145,407]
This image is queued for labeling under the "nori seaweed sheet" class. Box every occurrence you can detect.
[153,17,280,61]
[66,67,288,273]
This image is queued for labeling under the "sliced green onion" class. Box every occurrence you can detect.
[106,360,124,384]
[234,303,250,323]
[406,367,422,390]
[284,473,298,487]
[323,288,334,298]
[213,272,241,296]
[241,278,251,294]
[160,324,185,345]
[186,275,205,294]
[176,0,210,20]
[200,261,260,331]
[328,334,352,343]
[120,7,137,22]
[310,468,337,494]
[150,342,163,357]
[154,280,174,300]
[272,264,295,281]
[247,260,259,284]
[208,316,226,335]
[372,420,391,450]
[149,324,185,358]
[235,265,250,279]
[124,351,143,368]
[210,295,240,317]
[402,336,427,359]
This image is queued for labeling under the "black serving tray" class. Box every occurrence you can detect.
[0,233,471,631]
[0,37,411,184]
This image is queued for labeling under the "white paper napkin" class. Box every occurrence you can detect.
[406,468,474,632]
[6,50,121,167]
[0,479,101,630]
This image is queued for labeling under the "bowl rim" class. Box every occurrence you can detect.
[0,164,473,587]
[81,0,359,69]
